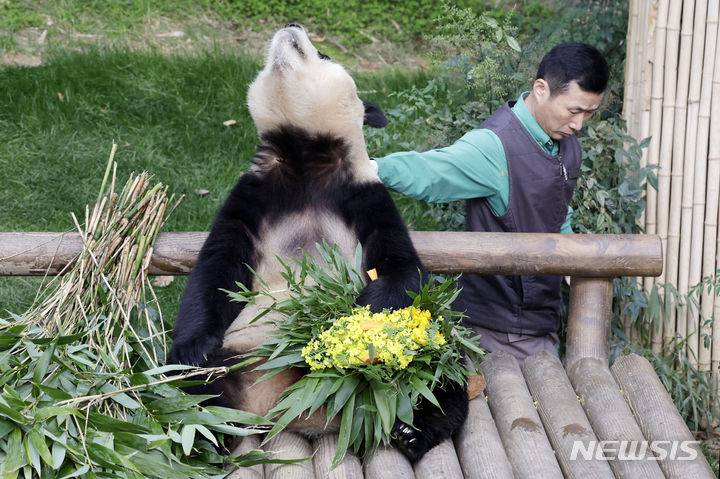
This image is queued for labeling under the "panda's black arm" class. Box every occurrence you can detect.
[340,181,425,311]
[169,175,266,367]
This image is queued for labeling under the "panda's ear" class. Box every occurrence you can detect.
[363,101,388,128]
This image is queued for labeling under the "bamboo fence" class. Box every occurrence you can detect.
[623,0,720,376]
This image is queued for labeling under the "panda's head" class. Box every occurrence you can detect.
[247,24,386,143]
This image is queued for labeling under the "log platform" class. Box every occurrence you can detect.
[1,232,715,478]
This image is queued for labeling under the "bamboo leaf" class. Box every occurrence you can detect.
[4,428,25,473]
[27,428,53,468]
[180,425,195,455]
[410,377,440,409]
[332,392,355,467]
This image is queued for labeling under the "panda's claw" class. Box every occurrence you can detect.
[390,421,429,463]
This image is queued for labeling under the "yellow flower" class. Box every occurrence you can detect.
[300,306,443,371]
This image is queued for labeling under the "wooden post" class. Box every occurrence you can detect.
[229,435,265,479]
[564,278,614,372]
[611,354,716,478]
[311,435,363,479]
[363,446,414,479]
[263,432,314,479]
[413,439,463,479]
[522,352,614,478]
[454,396,514,479]
[568,358,665,478]
[482,351,563,479]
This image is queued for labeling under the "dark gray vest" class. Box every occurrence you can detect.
[454,102,582,336]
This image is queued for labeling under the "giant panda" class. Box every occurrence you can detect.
[168,23,468,463]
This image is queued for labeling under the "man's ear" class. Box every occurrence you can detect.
[363,101,388,128]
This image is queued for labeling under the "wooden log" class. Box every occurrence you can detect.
[482,351,563,478]
[567,357,665,478]
[363,445,414,479]
[563,277,613,372]
[263,431,315,479]
[413,439,463,479]
[0,232,664,277]
[522,351,614,478]
[229,435,265,479]
[611,353,716,478]
[311,435,363,479]
[455,396,514,479]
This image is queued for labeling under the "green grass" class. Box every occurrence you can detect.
[0,47,431,321]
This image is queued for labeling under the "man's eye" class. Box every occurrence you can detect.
[318,51,331,60]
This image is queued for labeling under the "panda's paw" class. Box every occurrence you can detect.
[169,334,222,367]
[390,421,430,463]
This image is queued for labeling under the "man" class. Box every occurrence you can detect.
[372,43,609,361]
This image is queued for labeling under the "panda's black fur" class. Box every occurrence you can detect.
[169,25,468,463]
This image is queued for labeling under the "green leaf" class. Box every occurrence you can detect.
[396,390,414,425]
[194,424,218,447]
[203,406,274,426]
[410,377,440,409]
[51,440,66,470]
[32,343,55,384]
[146,395,215,414]
[27,428,53,468]
[506,35,521,52]
[4,428,26,473]
[371,383,393,435]
[24,432,42,476]
[332,391,355,467]
[252,353,304,370]
[330,375,360,417]
[181,424,195,455]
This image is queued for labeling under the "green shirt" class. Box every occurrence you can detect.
[375,92,574,233]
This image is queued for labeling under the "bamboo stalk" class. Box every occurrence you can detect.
[656,0,683,352]
[624,0,640,341]
[679,0,709,368]
[667,0,698,351]
[646,0,670,238]
[638,0,658,342]
[691,0,719,371]
[624,0,639,128]
[640,0,658,240]
[706,15,720,380]
[649,0,671,353]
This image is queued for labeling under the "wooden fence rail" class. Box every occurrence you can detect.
[0,231,662,278]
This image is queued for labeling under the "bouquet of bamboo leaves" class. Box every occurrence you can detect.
[228,243,484,467]
[0,146,294,479]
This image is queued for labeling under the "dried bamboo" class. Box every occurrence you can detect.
[691,0,719,371]
[640,1,659,172]
[700,34,720,376]
[667,0,698,350]
[645,0,670,245]
[708,21,720,382]
[679,0,709,367]
[624,0,639,126]
[655,0,683,352]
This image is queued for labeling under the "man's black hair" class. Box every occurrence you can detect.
[536,42,609,95]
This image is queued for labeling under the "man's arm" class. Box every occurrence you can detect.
[560,206,574,234]
[373,129,507,204]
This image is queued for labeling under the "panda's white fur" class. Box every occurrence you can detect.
[169,24,468,462]
[247,26,377,182]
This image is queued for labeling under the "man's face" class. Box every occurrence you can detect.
[534,80,603,141]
